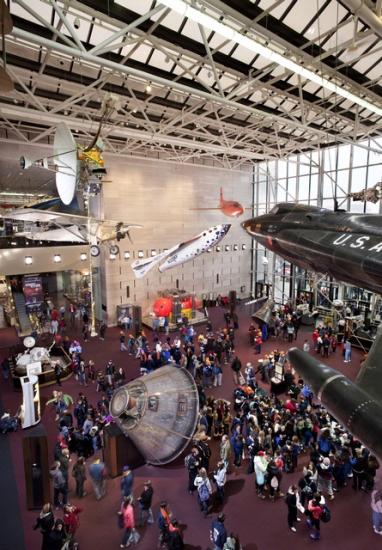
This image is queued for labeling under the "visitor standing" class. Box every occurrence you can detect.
[72,457,87,498]
[89,459,107,501]
[33,503,55,550]
[120,496,135,548]
[210,513,227,550]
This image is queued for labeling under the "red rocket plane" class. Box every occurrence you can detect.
[191,187,245,218]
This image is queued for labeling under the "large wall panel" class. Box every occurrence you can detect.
[102,155,253,323]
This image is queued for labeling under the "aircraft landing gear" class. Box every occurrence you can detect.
[90,245,100,257]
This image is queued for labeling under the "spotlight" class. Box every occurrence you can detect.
[53,254,62,263]
[233,244,238,251]
[109,253,117,260]
[73,17,80,30]
[225,245,230,252]
[138,250,144,258]
[25,256,33,265]
[124,251,130,260]
[216,246,221,252]
[145,82,152,93]
[80,253,87,261]
[151,249,156,257]
[242,244,247,251]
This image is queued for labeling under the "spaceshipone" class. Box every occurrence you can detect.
[242,202,382,295]
[131,224,230,278]
[288,329,382,461]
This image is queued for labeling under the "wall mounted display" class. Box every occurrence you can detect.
[22,275,43,309]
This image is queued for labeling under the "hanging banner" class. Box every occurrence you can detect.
[23,275,43,309]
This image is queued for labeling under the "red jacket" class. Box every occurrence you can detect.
[308,500,323,520]
[123,504,135,529]
[63,506,82,534]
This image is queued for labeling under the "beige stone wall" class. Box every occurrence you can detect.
[101,155,253,324]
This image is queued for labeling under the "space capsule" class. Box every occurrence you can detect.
[110,365,199,465]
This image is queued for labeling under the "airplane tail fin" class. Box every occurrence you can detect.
[131,248,171,279]
[355,325,382,404]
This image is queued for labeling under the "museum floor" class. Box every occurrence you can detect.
[0,306,379,550]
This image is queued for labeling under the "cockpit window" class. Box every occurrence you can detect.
[268,205,279,215]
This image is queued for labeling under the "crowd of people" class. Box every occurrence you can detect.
[1,298,381,549]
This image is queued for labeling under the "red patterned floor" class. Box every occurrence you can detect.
[0,306,378,550]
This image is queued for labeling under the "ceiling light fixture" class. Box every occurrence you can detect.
[80,253,87,261]
[124,251,130,259]
[159,0,382,117]
[25,256,33,265]
[53,254,62,263]
[145,82,152,93]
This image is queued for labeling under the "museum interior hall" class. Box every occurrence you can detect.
[0,1,382,549]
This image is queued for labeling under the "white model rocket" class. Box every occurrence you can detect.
[131,224,231,278]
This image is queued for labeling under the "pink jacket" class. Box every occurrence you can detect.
[123,504,135,529]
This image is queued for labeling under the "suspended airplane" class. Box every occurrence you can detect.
[1,201,141,256]
[191,188,246,217]
[131,224,231,278]
[288,327,382,462]
[348,182,382,204]
[242,202,382,295]
[19,94,119,205]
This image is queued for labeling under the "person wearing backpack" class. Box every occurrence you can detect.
[298,471,317,507]
[157,501,171,547]
[194,467,212,517]
[307,495,323,541]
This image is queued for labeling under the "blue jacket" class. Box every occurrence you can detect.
[121,471,134,496]
[211,519,227,548]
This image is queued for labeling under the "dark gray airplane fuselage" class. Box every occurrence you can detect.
[242,203,382,294]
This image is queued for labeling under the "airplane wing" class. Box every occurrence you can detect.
[131,246,178,279]
[1,207,89,225]
[355,325,382,404]
[2,207,142,229]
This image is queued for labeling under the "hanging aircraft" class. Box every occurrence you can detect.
[1,202,142,256]
[19,95,119,205]
[131,224,231,278]
[288,327,382,462]
[348,182,382,204]
[241,202,382,295]
[191,188,246,217]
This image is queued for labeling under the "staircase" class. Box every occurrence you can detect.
[13,292,32,335]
